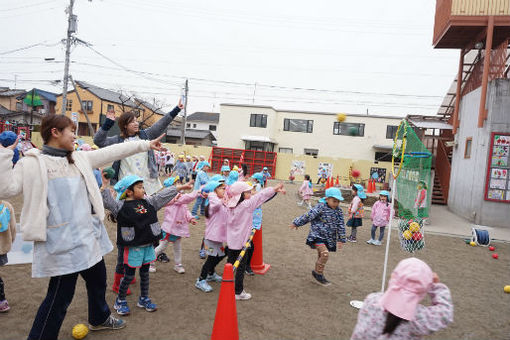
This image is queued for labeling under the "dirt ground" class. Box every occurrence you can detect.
[1,179,510,339]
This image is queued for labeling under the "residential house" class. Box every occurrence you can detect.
[54,81,164,136]
[185,111,219,139]
[165,127,216,146]
[217,103,403,161]
[0,88,25,112]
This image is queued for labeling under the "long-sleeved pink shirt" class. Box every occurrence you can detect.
[226,187,275,250]
[351,283,453,340]
[299,180,313,199]
[371,200,392,227]
[204,192,228,243]
[161,191,199,237]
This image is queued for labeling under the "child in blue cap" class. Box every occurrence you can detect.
[347,184,366,243]
[367,190,392,246]
[101,173,192,316]
[290,187,346,286]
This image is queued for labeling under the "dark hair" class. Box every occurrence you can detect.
[351,185,365,203]
[242,164,248,176]
[40,114,76,164]
[118,111,138,138]
[383,312,406,335]
[106,211,117,223]
[304,174,310,181]
[236,192,246,207]
[204,184,225,218]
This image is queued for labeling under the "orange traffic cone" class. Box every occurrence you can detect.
[335,175,339,186]
[367,179,373,194]
[372,179,377,192]
[250,227,271,274]
[211,263,239,340]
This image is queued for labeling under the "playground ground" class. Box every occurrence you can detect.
[1,180,510,339]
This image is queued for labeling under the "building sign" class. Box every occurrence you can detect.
[485,132,510,203]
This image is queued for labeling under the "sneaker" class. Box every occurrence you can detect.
[373,240,382,246]
[195,279,213,292]
[297,201,303,206]
[157,253,170,263]
[173,264,185,274]
[193,215,200,220]
[245,267,254,276]
[199,249,206,259]
[206,272,222,283]
[137,296,157,312]
[235,290,252,301]
[113,298,130,316]
[366,239,375,245]
[0,300,10,313]
[347,236,357,243]
[312,270,331,286]
[89,314,126,331]
[149,263,156,273]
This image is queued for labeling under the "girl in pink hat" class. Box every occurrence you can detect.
[225,181,285,300]
[351,258,453,339]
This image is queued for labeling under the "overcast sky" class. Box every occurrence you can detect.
[0,0,459,117]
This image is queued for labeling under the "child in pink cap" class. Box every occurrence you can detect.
[351,258,453,340]
[226,180,285,300]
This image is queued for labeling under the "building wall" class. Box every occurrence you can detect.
[451,0,510,15]
[0,96,20,111]
[186,121,217,130]
[218,104,401,160]
[448,79,510,228]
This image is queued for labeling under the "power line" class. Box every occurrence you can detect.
[0,41,62,56]
[0,0,57,12]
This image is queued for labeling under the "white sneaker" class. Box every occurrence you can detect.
[149,263,156,273]
[366,239,375,245]
[297,201,303,206]
[173,264,185,274]
[235,290,252,301]
[373,240,382,246]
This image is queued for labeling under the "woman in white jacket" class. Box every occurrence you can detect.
[0,114,165,340]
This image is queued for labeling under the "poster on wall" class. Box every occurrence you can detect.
[318,162,333,179]
[485,132,510,203]
[291,160,305,176]
[370,167,387,183]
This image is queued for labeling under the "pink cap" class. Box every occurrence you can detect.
[380,258,433,321]
[226,181,253,208]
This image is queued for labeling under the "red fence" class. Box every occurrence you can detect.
[0,120,31,139]
[209,147,277,177]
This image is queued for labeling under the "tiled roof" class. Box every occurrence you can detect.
[166,127,216,140]
[0,89,26,97]
[186,112,219,123]
[75,81,136,107]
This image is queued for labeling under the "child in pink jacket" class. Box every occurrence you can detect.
[153,177,198,274]
[367,190,392,246]
[225,181,285,301]
[195,180,228,293]
[297,174,313,209]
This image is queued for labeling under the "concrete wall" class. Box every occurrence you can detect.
[217,104,402,160]
[448,79,510,227]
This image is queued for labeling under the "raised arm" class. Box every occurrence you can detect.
[101,186,123,218]
[84,140,150,169]
[0,149,23,199]
[174,191,199,205]
[292,203,323,227]
[411,283,454,336]
[144,105,182,139]
[93,117,121,147]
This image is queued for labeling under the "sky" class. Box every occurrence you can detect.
[0,0,459,117]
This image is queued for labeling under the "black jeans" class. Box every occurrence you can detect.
[0,276,4,300]
[199,255,226,280]
[28,259,111,340]
[226,248,248,295]
[115,246,125,275]
[245,242,255,270]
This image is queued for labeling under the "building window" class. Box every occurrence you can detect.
[107,104,114,112]
[278,147,293,154]
[464,137,472,159]
[386,125,399,139]
[83,100,93,113]
[193,124,197,128]
[333,122,365,137]
[375,151,392,162]
[186,123,190,128]
[304,148,319,157]
[283,119,313,133]
[66,100,73,112]
[250,114,267,128]
[245,141,274,152]
[209,125,217,131]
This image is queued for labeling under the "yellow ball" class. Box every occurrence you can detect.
[470,241,476,247]
[403,230,413,240]
[336,113,346,122]
[504,285,510,293]
[409,222,420,233]
[72,324,89,340]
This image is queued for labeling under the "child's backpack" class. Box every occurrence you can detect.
[0,204,11,233]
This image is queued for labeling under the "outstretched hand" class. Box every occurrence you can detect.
[149,134,166,151]
[289,224,297,230]
[177,182,193,192]
[274,182,286,194]
[106,110,116,121]
[178,99,184,110]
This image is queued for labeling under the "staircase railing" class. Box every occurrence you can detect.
[436,139,452,202]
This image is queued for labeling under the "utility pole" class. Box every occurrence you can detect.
[61,0,76,115]
[180,78,188,144]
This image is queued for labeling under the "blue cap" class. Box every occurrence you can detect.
[226,170,239,186]
[321,187,344,202]
[198,161,211,170]
[210,174,225,183]
[251,172,264,183]
[163,176,179,187]
[263,167,268,171]
[353,184,367,199]
[114,175,144,200]
[221,165,230,172]
[202,180,223,194]
[379,190,390,198]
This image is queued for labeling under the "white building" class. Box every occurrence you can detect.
[217,103,404,161]
[186,112,219,139]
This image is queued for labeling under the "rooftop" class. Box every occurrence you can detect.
[187,112,219,123]
[74,81,136,107]
[0,89,26,97]
[166,127,216,140]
